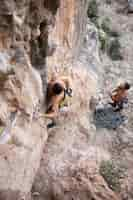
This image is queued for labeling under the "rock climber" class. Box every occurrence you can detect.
[44,75,72,128]
[109,82,131,112]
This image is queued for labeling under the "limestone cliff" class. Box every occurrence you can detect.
[0,0,132,200]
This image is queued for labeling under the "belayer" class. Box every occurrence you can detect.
[109,82,131,112]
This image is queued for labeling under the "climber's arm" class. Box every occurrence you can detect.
[61,76,71,89]
[44,102,59,119]
[43,112,58,119]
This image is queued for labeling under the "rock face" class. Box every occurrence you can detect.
[32,0,133,200]
[33,160,120,200]
[0,0,132,200]
[90,1,133,200]
[31,1,120,200]
[0,49,47,199]
[0,0,50,199]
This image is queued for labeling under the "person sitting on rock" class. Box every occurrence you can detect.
[109,82,131,112]
[45,75,72,128]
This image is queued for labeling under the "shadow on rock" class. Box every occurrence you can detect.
[93,104,127,130]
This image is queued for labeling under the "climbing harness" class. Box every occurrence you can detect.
[65,88,72,97]
[59,88,72,108]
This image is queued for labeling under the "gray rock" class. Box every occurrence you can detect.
[0,52,12,73]
[128,0,133,12]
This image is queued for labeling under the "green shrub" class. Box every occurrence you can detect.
[0,126,5,136]
[98,29,108,52]
[87,0,99,25]
[99,18,121,55]
[0,69,15,88]
[107,38,123,60]
[106,0,112,4]
[101,17,120,37]
[87,2,122,59]
[101,17,111,34]
[99,160,125,192]
[109,30,120,38]
[91,17,99,28]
